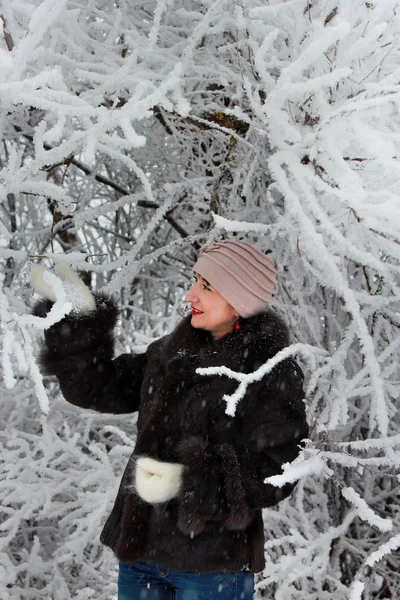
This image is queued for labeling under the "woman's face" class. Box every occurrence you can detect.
[184,273,239,340]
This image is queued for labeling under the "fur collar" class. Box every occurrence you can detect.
[159,309,290,377]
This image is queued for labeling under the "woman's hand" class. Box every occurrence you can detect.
[135,457,184,504]
[31,262,96,314]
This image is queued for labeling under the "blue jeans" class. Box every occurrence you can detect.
[118,560,255,599]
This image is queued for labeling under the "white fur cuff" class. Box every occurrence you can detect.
[135,457,184,504]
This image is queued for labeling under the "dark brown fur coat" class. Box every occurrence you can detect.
[34,297,309,573]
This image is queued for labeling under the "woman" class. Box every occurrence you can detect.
[31,240,309,599]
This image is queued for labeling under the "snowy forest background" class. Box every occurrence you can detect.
[1,0,400,598]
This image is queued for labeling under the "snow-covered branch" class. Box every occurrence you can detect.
[1,0,400,597]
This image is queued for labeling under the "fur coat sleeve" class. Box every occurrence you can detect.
[175,358,308,536]
[33,296,147,414]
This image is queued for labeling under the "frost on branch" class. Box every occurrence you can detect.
[1,0,400,598]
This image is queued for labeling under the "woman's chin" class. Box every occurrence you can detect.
[191,315,205,329]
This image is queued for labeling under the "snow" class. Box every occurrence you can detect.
[265,455,330,488]
[364,532,400,568]
[196,342,326,416]
[1,0,400,597]
[341,487,392,533]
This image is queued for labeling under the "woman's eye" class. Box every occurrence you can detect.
[202,284,211,291]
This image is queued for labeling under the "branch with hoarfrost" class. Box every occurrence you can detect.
[102,198,200,293]
[1,272,72,415]
[101,426,136,450]
[196,343,326,416]
[265,454,332,488]
[341,487,392,532]
[336,433,400,451]
[306,449,400,471]
[260,511,358,591]
[212,213,273,234]
[0,414,123,597]
[266,441,400,499]
[1,292,48,415]
[2,0,400,597]
[365,532,400,568]
[348,581,365,600]
[348,533,400,599]
[268,153,390,436]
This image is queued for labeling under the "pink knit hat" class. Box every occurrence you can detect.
[193,240,277,318]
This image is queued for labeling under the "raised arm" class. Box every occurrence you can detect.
[31,263,147,414]
[33,296,147,414]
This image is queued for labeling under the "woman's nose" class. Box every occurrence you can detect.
[185,285,198,303]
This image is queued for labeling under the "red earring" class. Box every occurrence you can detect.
[235,321,241,330]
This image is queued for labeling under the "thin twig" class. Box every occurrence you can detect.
[359,46,393,84]
[1,14,14,51]
[28,253,107,260]
[307,1,312,23]
[18,130,192,239]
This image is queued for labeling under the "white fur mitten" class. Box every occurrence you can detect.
[31,262,96,314]
[135,457,184,504]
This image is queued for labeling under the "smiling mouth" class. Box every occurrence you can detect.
[192,308,203,315]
